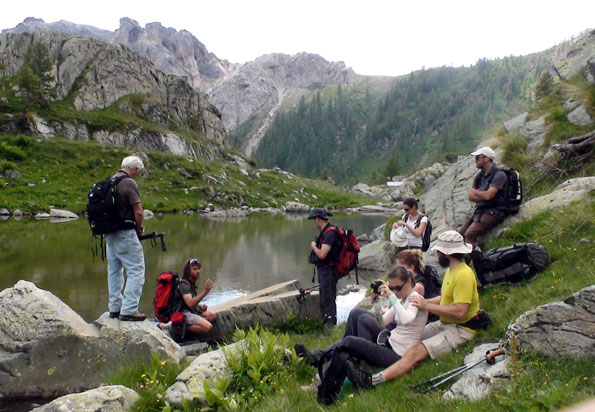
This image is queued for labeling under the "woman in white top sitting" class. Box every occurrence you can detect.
[392,197,428,253]
[313,266,428,404]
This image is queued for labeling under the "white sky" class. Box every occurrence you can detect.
[1,0,594,76]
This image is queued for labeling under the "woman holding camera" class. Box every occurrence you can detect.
[300,267,428,404]
[392,198,428,252]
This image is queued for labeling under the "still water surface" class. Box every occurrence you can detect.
[0,213,387,323]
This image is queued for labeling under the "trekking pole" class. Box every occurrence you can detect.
[139,232,167,251]
[296,283,320,303]
[411,347,505,393]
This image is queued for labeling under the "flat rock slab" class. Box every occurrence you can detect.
[506,285,595,357]
[358,240,395,272]
[443,343,509,401]
[198,280,320,341]
[30,385,139,412]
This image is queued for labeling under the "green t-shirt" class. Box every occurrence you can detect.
[439,262,479,324]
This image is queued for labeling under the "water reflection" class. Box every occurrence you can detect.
[0,213,387,322]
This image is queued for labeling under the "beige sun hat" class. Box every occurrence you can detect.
[431,230,472,255]
[390,226,408,248]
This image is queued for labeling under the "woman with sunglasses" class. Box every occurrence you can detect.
[392,198,428,253]
[300,267,427,404]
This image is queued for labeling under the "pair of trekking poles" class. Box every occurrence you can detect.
[411,347,505,393]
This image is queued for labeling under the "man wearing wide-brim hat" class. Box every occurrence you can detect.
[308,207,341,327]
[346,231,484,389]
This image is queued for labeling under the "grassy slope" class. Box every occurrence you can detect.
[0,135,373,213]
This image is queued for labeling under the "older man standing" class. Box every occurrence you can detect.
[105,155,147,321]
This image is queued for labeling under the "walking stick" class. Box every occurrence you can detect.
[411,347,505,393]
[139,232,167,251]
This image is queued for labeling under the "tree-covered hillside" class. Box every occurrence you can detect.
[254,53,553,185]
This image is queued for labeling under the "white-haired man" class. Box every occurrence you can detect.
[346,230,483,389]
[105,155,147,321]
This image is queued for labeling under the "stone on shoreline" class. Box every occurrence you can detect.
[30,385,139,412]
[49,208,78,219]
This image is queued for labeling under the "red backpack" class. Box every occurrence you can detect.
[323,225,361,284]
[154,271,183,322]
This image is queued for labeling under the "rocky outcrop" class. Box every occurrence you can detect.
[443,343,510,401]
[0,281,182,399]
[509,177,595,222]
[30,385,139,412]
[2,17,232,93]
[357,240,395,272]
[421,154,478,238]
[0,30,228,159]
[567,104,593,126]
[551,29,595,83]
[506,286,595,357]
[49,208,78,219]
[209,53,355,155]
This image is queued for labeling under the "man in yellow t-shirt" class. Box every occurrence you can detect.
[346,230,482,390]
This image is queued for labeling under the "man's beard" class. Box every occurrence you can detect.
[438,252,450,268]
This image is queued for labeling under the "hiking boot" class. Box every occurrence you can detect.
[345,359,372,391]
[316,380,339,406]
[109,311,120,319]
[294,343,324,366]
[119,312,146,322]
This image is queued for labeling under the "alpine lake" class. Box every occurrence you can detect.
[0,212,388,324]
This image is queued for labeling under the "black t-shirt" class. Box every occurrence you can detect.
[317,223,341,266]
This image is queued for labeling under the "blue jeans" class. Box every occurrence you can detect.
[105,229,145,315]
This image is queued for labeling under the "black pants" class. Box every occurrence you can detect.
[318,266,339,326]
[322,335,401,393]
[343,307,383,342]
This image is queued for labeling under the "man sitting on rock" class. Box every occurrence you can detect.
[179,258,217,335]
[459,146,508,247]
[345,231,483,390]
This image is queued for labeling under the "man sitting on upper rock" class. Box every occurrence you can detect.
[345,231,487,390]
[459,146,508,247]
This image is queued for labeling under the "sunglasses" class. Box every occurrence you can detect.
[188,258,201,268]
[475,155,485,161]
[389,283,406,292]
[403,208,410,212]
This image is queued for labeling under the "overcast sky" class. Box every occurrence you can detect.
[1,0,594,76]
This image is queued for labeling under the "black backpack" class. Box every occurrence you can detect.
[86,173,135,236]
[403,214,433,252]
[481,167,523,215]
[421,264,442,299]
[472,243,550,287]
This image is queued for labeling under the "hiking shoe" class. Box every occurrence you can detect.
[294,343,324,366]
[377,329,390,347]
[345,359,372,391]
[119,312,146,322]
[109,311,120,319]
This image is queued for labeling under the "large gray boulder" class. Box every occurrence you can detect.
[0,281,182,399]
[284,201,310,213]
[30,385,139,412]
[357,240,395,272]
[443,343,510,401]
[510,177,595,223]
[504,112,528,134]
[506,286,595,357]
[567,104,593,126]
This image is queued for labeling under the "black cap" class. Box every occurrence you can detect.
[308,207,333,220]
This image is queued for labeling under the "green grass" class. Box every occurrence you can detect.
[0,135,373,213]
[105,353,190,412]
